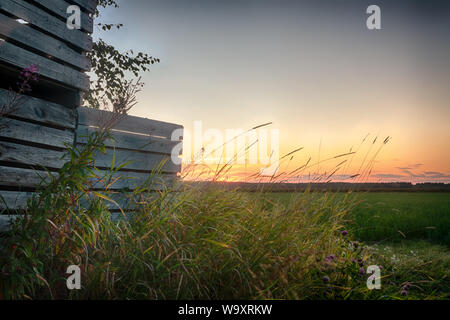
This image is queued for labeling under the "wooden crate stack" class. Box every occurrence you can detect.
[0,0,183,231]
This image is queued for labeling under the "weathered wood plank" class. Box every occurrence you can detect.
[0,141,68,168]
[0,169,176,205]
[75,191,133,210]
[0,215,19,232]
[0,12,91,70]
[91,190,181,212]
[76,125,181,155]
[89,171,177,190]
[0,190,131,211]
[30,0,93,33]
[68,0,97,14]
[0,88,76,129]
[0,189,175,213]
[86,147,181,173]
[0,41,90,91]
[0,0,92,51]
[0,118,74,148]
[0,166,55,188]
[77,107,184,140]
[0,191,132,211]
[0,191,33,210]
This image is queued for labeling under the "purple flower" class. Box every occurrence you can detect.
[20,64,40,79]
[401,290,408,296]
[359,267,365,275]
[341,230,348,236]
[325,254,336,261]
[322,275,330,283]
[16,64,40,93]
[24,64,39,74]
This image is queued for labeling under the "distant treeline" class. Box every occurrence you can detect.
[186,182,450,192]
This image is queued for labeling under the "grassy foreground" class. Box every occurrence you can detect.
[0,185,371,299]
[1,186,448,299]
[265,191,450,299]
[0,133,448,299]
[268,192,450,245]
[348,192,450,245]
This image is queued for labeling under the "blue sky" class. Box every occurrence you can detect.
[95,0,450,182]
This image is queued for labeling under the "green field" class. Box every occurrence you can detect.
[346,193,450,245]
[266,192,450,245]
[263,191,450,299]
[3,179,449,299]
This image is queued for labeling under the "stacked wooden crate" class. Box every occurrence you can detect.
[75,106,183,200]
[0,1,184,231]
[0,0,94,230]
[0,0,95,196]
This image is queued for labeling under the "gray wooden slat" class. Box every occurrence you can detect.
[0,191,116,211]
[68,0,96,14]
[77,191,135,210]
[0,166,55,188]
[30,0,93,34]
[0,188,176,212]
[0,141,68,168]
[0,215,19,232]
[87,147,181,173]
[0,118,74,148]
[0,0,92,51]
[89,171,177,190]
[0,192,146,213]
[76,125,181,155]
[0,41,90,91]
[0,13,91,71]
[95,190,181,212]
[0,190,33,210]
[77,107,184,140]
[0,88,76,129]
[0,170,176,209]
[0,190,157,212]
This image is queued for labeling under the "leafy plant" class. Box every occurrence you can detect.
[0,65,40,130]
[85,0,159,110]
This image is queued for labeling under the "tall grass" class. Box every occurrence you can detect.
[0,127,383,299]
[1,64,446,300]
[347,193,450,245]
[1,118,447,299]
[265,192,450,245]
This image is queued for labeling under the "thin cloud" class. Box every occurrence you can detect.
[373,173,407,179]
[424,171,442,175]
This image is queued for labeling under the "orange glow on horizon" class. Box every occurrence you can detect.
[179,134,450,184]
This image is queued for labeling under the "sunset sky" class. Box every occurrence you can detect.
[96,0,450,183]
